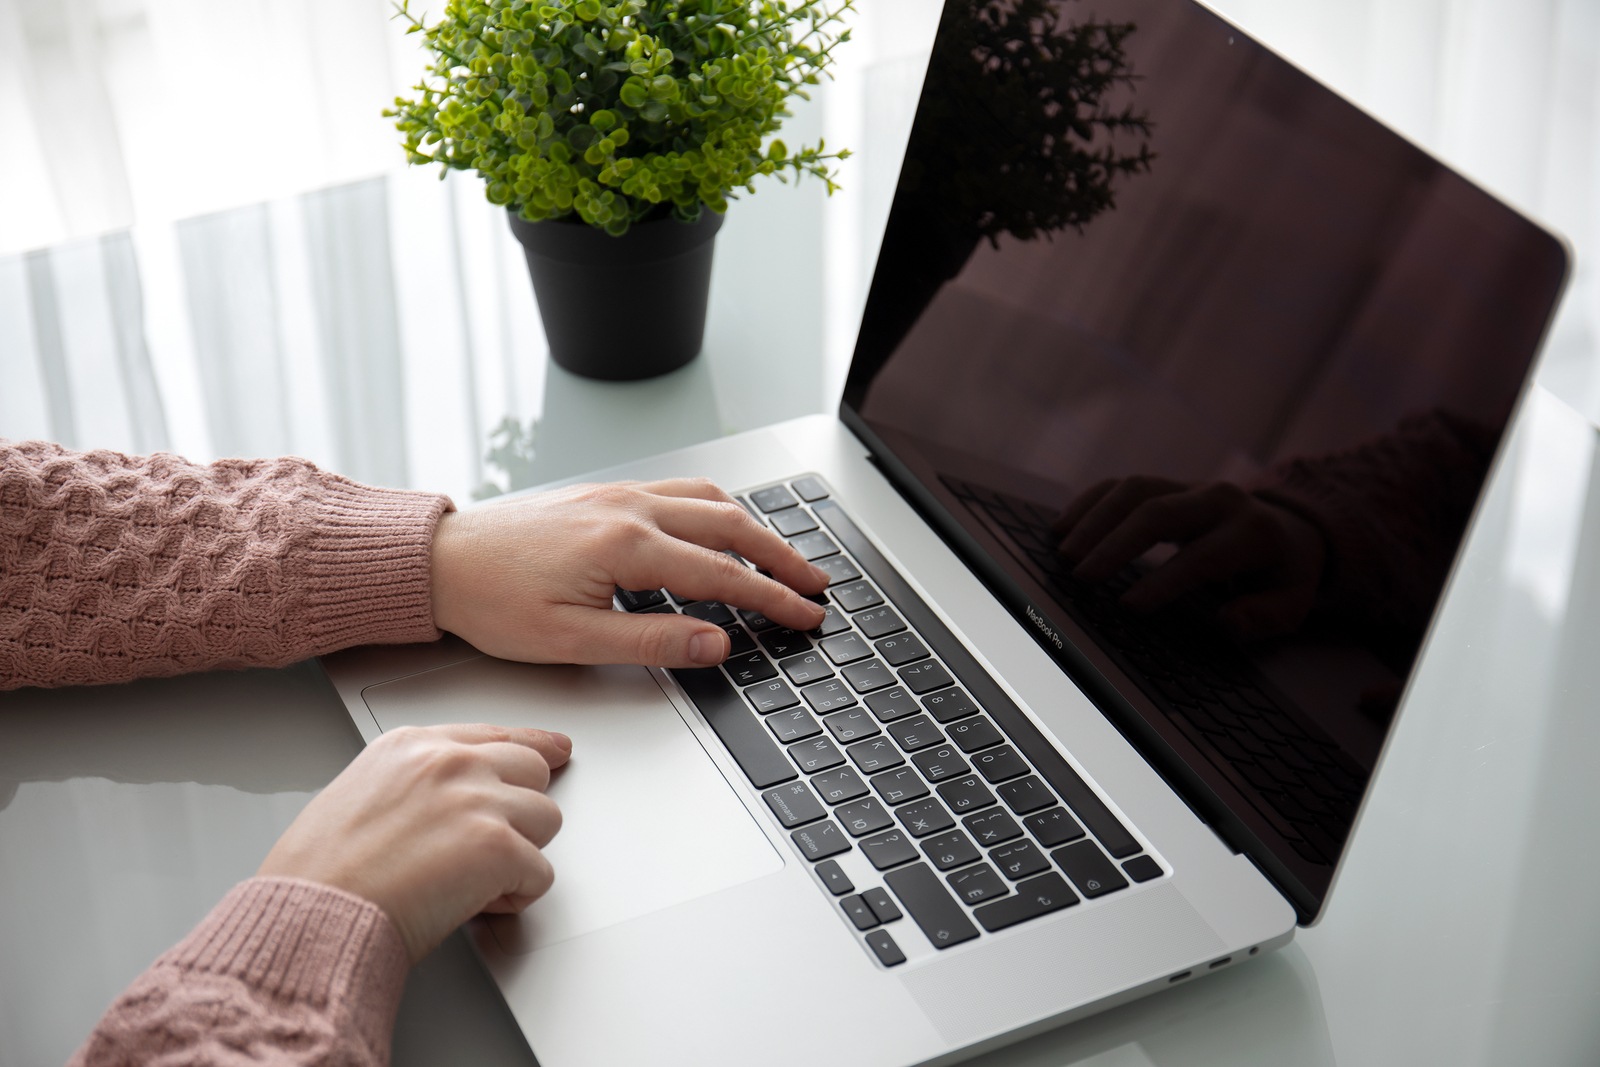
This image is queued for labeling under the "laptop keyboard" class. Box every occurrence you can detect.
[939,477,1368,867]
[615,475,1164,967]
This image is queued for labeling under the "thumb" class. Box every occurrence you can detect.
[554,606,731,668]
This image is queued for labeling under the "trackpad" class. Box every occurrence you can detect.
[362,656,782,954]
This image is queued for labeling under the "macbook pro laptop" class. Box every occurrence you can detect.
[323,0,1569,1063]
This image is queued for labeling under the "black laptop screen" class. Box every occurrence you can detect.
[840,0,1566,919]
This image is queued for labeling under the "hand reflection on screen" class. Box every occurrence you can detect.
[1055,476,1327,640]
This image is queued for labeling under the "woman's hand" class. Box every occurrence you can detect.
[1056,476,1327,639]
[257,723,570,963]
[429,478,830,667]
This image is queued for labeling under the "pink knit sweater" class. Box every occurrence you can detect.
[1,440,452,1065]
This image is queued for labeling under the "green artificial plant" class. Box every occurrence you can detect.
[388,0,854,235]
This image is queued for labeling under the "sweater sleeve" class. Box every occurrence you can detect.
[67,878,412,1067]
[0,440,454,690]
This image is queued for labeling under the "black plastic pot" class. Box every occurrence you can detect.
[507,208,725,381]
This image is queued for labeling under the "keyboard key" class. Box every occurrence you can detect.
[841,659,895,693]
[771,508,818,537]
[792,819,850,861]
[836,796,894,836]
[767,707,822,743]
[874,633,930,667]
[737,607,778,631]
[974,873,1077,932]
[814,555,862,585]
[1053,840,1129,898]
[833,580,884,613]
[860,828,919,870]
[615,587,666,611]
[815,859,854,895]
[751,485,799,513]
[871,767,931,806]
[812,604,853,636]
[885,714,944,752]
[789,531,841,561]
[865,686,921,722]
[922,687,980,723]
[1024,807,1085,847]
[948,716,1004,752]
[723,624,758,656]
[760,628,813,659]
[841,894,879,930]
[812,766,869,805]
[911,744,969,782]
[899,660,955,695]
[897,797,956,838]
[763,781,826,828]
[822,705,877,743]
[990,840,1051,880]
[819,632,873,664]
[1122,855,1164,883]
[963,809,1023,847]
[683,601,735,626]
[789,736,845,774]
[780,651,834,686]
[972,745,1030,783]
[675,667,796,789]
[937,775,997,813]
[745,679,799,714]
[922,829,981,870]
[947,863,1009,905]
[865,928,906,967]
[805,679,861,716]
[792,476,830,502]
[884,864,980,949]
[863,887,902,924]
[724,651,778,686]
[853,606,906,639]
[997,776,1055,815]
[846,736,904,773]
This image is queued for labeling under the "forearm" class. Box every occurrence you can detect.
[0,440,452,689]
[68,878,411,1067]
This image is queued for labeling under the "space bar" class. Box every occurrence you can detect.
[674,667,799,789]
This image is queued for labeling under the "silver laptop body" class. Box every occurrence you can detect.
[323,0,1568,1063]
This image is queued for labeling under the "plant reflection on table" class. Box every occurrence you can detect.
[473,416,542,501]
[858,0,1156,371]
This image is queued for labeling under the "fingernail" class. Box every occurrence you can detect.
[549,731,573,753]
[809,564,832,585]
[690,630,727,665]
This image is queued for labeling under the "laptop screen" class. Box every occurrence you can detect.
[840,0,1567,920]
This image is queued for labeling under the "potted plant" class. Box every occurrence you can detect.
[388,0,854,380]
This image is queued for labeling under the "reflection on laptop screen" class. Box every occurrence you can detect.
[842,0,1566,916]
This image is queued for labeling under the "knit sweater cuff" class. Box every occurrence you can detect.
[298,480,454,652]
[159,877,411,1060]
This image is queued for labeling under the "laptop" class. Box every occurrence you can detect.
[323,0,1569,1063]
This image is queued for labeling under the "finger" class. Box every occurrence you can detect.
[543,604,735,667]
[1071,484,1234,581]
[616,538,825,632]
[633,476,739,504]
[502,788,564,850]
[1051,478,1119,535]
[1120,529,1262,610]
[649,495,830,595]
[1057,476,1187,565]
[481,835,556,913]
[433,723,573,770]
[475,740,556,792]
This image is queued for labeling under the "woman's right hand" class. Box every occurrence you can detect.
[257,722,570,963]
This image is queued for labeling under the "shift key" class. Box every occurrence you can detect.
[884,863,979,949]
